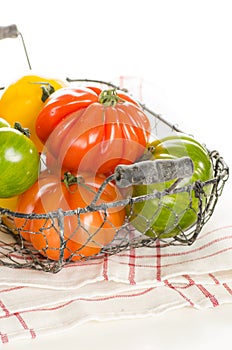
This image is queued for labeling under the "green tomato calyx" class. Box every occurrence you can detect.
[98,89,125,107]
[14,122,30,138]
[29,81,55,102]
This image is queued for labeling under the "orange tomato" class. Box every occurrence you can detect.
[15,171,126,261]
[29,200,72,261]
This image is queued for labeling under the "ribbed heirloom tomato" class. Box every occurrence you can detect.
[15,171,126,261]
[35,86,151,174]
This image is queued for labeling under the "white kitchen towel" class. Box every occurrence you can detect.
[0,184,231,344]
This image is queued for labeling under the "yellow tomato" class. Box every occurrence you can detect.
[0,196,18,211]
[0,196,18,234]
[0,75,68,152]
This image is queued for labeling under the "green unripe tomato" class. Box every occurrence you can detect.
[0,126,40,198]
[126,133,213,238]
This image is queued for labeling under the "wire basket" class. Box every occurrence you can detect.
[0,79,229,273]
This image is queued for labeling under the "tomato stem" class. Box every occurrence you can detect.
[41,83,55,102]
[29,82,55,102]
[14,122,30,138]
[63,172,85,188]
[62,172,97,195]
[98,89,125,107]
[66,78,183,132]
[136,145,156,162]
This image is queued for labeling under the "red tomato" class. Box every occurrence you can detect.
[36,86,98,144]
[36,87,150,174]
[15,171,126,261]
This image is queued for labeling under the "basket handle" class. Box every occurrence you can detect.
[115,157,194,188]
[0,24,32,71]
[0,24,19,40]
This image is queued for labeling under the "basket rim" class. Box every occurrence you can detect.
[0,149,229,220]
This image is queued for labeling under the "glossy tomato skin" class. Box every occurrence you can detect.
[13,170,57,241]
[0,196,18,211]
[0,117,10,128]
[35,86,99,144]
[0,75,67,152]
[36,87,150,175]
[15,172,126,261]
[0,196,18,232]
[127,133,214,238]
[64,174,126,258]
[0,127,40,198]
[0,119,19,210]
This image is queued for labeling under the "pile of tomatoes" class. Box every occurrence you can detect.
[0,74,214,262]
[0,74,151,261]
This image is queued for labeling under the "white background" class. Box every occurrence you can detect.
[1,1,232,349]
[1,0,231,163]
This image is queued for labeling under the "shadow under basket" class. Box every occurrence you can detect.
[0,83,229,273]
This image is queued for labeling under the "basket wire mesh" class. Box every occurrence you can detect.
[0,79,229,273]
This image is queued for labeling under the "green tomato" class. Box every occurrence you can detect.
[0,126,40,198]
[0,117,10,128]
[126,133,214,238]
